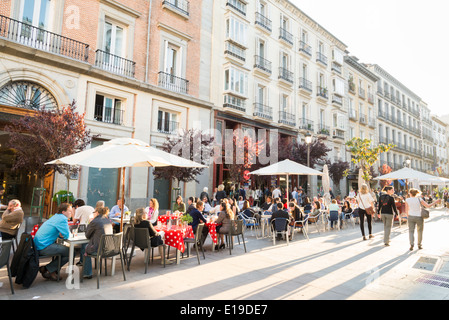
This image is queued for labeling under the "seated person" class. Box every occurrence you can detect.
[82,207,113,279]
[133,208,165,264]
[188,201,209,246]
[186,197,196,215]
[144,198,159,226]
[260,196,273,214]
[328,199,342,229]
[288,202,304,228]
[34,203,72,281]
[302,197,313,214]
[215,202,235,250]
[270,203,292,239]
[241,200,261,222]
[72,199,95,225]
[202,197,212,214]
[0,199,24,240]
[173,196,186,214]
[109,199,129,233]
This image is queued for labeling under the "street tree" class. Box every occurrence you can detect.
[346,137,395,184]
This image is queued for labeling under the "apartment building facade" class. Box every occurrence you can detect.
[366,64,434,174]
[209,0,349,195]
[0,0,213,214]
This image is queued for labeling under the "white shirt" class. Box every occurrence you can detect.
[406,197,422,217]
[74,205,95,224]
[357,193,374,210]
[272,188,281,199]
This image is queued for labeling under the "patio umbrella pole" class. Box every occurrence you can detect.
[120,167,125,232]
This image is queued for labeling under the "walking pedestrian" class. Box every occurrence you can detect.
[356,184,375,241]
[405,188,441,251]
[377,186,398,246]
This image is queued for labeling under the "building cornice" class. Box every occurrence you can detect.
[344,56,379,82]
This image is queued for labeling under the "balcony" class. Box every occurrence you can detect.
[278,67,294,84]
[225,41,246,62]
[162,0,190,17]
[158,71,189,94]
[223,94,246,113]
[279,27,293,46]
[255,12,271,33]
[298,41,312,57]
[278,111,296,127]
[157,119,179,134]
[317,86,328,100]
[368,92,374,104]
[253,102,273,121]
[298,118,314,132]
[317,124,330,136]
[95,49,136,78]
[349,109,357,121]
[298,77,312,93]
[316,52,328,66]
[0,14,89,62]
[333,128,345,140]
[94,105,124,125]
[226,0,246,16]
[254,55,272,75]
[358,87,366,99]
[332,94,343,106]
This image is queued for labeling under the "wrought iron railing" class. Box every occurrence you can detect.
[254,55,272,74]
[95,49,135,78]
[255,12,272,32]
[162,0,190,16]
[0,14,89,62]
[253,102,272,120]
[158,71,189,94]
[94,105,124,125]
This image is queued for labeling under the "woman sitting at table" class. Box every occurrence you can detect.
[215,202,235,250]
[173,195,186,214]
[241,200,261,222]
[134,208,165,264]
[288,202,304,228]
[302,197,313,214]
[82,206,113,279]
[145,198,159,226]
[189,201,209,246]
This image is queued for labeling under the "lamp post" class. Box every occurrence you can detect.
[305,132,313,196]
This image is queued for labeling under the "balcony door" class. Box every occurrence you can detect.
[19,0,52,46]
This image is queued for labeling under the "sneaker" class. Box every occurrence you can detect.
[83,274,93,279]
[369,235,374,239]
[409,245,414,251]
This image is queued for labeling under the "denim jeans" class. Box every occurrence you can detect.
[38,243,69,273]
[408,216,424,247]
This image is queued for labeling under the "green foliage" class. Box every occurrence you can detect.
[180,213,193,224]
[346,137,395,182]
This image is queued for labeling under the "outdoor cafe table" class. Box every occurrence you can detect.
[205,220,218,249]
[155,224,194,264]
[57,233,89,281]
[158,213,181,224]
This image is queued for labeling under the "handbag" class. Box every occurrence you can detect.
[419,198,430,219]
[358,194,375,216]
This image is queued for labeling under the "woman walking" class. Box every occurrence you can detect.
[405,188,440,251]
[356,184,375,241]
[377,186,398,246]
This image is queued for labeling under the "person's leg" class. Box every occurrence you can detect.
[366,213,373,236]
[39,243,69,273]
[359,211,366,238]
[416,217,424,248]
[382,214,393,245]
[408,216,417,249]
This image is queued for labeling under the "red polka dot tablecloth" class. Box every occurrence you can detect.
[205,222,218,245]
[155,224,194,253]
[158,214,181,224]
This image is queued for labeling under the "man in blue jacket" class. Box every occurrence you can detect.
[188,201,209,246]
[34,203,72,281]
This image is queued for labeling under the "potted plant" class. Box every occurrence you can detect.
[180,213,193,226]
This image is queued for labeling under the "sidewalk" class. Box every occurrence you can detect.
[1,208,449,300]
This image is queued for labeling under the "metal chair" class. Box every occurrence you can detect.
[238,212,260,238]
[291,215,309,241]
[183,223,206,264]
[0,240,14,294]
[127,227,166,273]
[226,220,247,255]
[81,233,126,289]
[329,211,341,230]
[271,218,290,245]
[24,216,41,234]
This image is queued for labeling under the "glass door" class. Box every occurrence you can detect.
[19,0,52,46]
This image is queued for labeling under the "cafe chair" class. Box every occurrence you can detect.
[238,212,260,239]
[128,227,166,273]
[183,223,205,264]
[291,216,309,241]
[271,218,290,246]
[225,220,247,255]
[328,211,341,231]
[81,233,126,289]
[0,240,14,294]
[24,216,41,234]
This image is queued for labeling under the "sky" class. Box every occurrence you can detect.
[291,0,449,117]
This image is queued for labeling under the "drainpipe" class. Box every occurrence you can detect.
[145,0,153,83]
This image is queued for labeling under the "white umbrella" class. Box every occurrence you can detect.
[250,159,323,203]
[322,164,331,207]
[46,138,207,230]
[374,167,448,191]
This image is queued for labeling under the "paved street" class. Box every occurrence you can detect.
[2,208,449,301]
